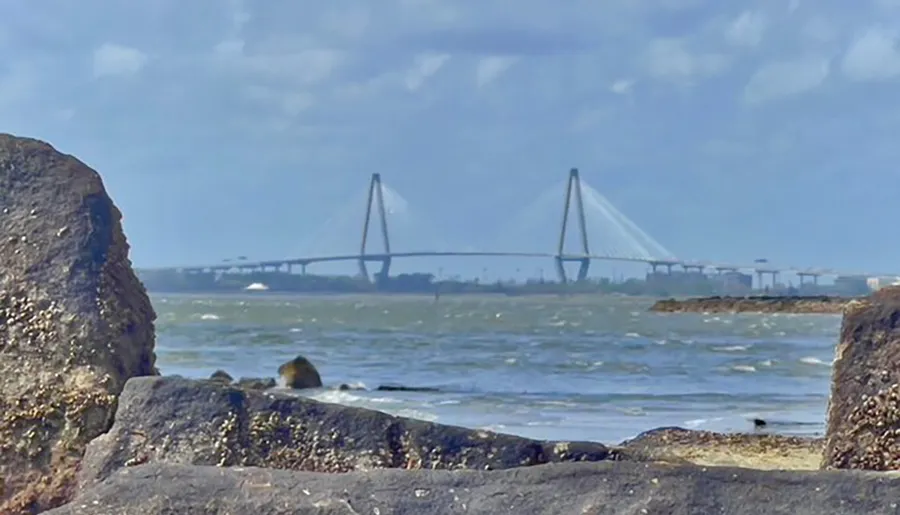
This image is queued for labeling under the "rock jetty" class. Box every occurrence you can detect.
[823,287,900,470]
[0,135,156,513]
[650,295,853,314]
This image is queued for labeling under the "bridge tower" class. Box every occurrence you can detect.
[555,168,591,283]
[359,172,392,284]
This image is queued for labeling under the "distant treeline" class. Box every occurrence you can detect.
[136,269,730,297]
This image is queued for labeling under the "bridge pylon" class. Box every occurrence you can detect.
[359,173,392,284]
[555,168,591,283]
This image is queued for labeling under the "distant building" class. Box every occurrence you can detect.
[867,276,900,291]
[713,271,752,294]
[834,275,871,296]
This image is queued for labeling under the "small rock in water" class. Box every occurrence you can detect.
[376,384,441,393]
[277,354,323,389]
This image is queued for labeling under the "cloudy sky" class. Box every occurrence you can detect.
[2,0,900,277]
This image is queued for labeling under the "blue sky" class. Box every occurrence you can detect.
[3,0,900,278]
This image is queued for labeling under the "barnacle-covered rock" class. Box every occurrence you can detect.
[78,376,615,490]
[823,286,900,470]
[0,134,156,513]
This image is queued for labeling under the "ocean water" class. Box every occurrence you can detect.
[153,293,840,445]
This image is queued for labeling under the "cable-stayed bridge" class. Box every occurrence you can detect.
[143,169,888,284]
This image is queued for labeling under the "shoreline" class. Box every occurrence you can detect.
[146,290,653,300]
[650,295,857,314]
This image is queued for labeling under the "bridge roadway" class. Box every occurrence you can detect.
[139,250,885,279]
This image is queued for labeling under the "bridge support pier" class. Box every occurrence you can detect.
[555,168,591,283]
[798,272,819,286]
[358,172,392,284]
[755,270,779,290]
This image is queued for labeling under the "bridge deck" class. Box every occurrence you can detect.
[136,251,885,278]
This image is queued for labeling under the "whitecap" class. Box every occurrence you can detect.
[799,356,830,367]
[731,365,757,373]
[199,313,220,321]
[713,345,748,352]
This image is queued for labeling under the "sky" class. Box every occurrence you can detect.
[2,0,900,278]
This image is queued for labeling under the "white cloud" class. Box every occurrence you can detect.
[743,57,830,104]
[643,39,729,84]
[725,11,767,48]
[404,53,450,91]
[841,27,900,81]
[474,56,518,88]
[92,43,148,78]
[610,79,635,94]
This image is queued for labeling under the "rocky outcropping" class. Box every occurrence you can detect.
[77,375,616,490]
[823,288,900,470]
[0,134,157,513]
[50,460,900,515]
[650,295,853,314]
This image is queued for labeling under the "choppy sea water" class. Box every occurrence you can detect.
[153,293,839,445]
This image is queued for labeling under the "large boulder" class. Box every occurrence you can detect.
[0,135,156,513]
[822,287,900,470]
[51,461,900,515]
[78,375,615,490]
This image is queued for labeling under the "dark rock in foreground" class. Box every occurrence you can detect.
[78,376,616,490]
[823,287,900,470]
[0,134,157,513]
[650,295,853,314]
[51,461,900,515]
